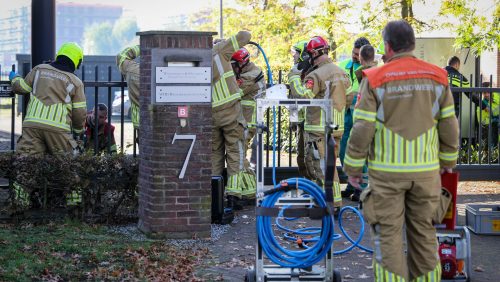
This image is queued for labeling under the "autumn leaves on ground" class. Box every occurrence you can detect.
[0,220,212,281]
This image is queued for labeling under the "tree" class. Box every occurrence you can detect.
[190,0,307,72]
[439,0,500,55]
[83,18,139,55]
[307,0,351,59]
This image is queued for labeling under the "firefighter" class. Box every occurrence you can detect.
[10,42,87,155]
[288,36,349,210]
[288,40,312,179]
[344,20,459,281]
[212,31,256,209]
[84,103,117,154]
[230,47,266,169]
[338,37,370,201]
[116,45,140,133]
[354,44,378,84]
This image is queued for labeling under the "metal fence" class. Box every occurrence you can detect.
[0,63,137,155]
[1,65,499,180]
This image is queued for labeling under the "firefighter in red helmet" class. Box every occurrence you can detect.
[288,36,350,211]
[231,48,266,171]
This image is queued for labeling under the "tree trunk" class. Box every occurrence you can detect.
[401,0,412,20]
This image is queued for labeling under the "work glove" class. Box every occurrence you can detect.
[9,71,19,81]
[289,64,301,76]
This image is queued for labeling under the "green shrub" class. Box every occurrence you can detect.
[0,151,138,222]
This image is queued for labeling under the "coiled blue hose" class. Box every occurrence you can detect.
[257,178,373,268]
[257,178,334,268]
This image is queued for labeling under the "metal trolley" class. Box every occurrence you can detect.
[246,85,341,282]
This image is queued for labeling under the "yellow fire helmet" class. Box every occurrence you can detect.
[292,40,309,62]
[56,42,84,69]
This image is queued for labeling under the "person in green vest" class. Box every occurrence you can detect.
[477,82,499,150]
[337,37,370,201]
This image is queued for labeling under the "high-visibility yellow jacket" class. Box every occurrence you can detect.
[11,64,86,133]
[344,52,459,179]
[117,45,140,129]
[239,62,266,127]
[212,31,251,111]
[477,92,500,125]
[288,58,349,137]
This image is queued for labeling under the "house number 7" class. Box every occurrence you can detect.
[171,133,196,179]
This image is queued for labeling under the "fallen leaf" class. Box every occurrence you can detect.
[474,266,485,272]
[344,274,353,279]
[359,273,370,279]
[365,265,373,269]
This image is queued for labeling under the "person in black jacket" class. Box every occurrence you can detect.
[444,56,479,118]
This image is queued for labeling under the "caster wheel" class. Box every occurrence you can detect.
[245,269,256,282]
[333,269,342,282]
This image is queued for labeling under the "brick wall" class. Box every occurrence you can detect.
[137,31,216,239]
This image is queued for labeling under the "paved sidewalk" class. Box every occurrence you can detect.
[204,185,500,281]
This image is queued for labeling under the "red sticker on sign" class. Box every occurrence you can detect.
[178,106,188,118]
[305,79,314,89]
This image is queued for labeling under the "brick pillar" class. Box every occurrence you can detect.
[137,31,216,238]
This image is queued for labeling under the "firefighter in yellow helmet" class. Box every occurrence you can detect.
[10,42,87,155]
[231,47,266,169]
[212,31,256,209]
[288,36,349,211]
[344,20,459,281]
[116,45,140,132]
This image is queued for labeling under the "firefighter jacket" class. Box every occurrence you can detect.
[477,92,500,125]
[344,52,459,180]
[238,62,266,127]
[212,31,251,111]
[288,58,349,137]
[116,46,140,128]
[11,64,86,134]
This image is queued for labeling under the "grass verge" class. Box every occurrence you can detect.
[0,220,209,281]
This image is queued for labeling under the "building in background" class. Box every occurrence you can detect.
[0,2,122,78]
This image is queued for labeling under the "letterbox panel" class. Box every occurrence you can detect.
[156,67,210,84]
[156,86,210,103]
[151,48,212,105]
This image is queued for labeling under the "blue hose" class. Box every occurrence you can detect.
[257,178,334,268]
[257,178,373,268]
[248,42,276,186]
